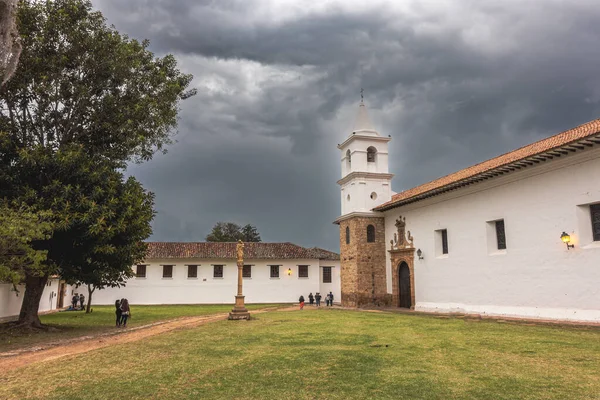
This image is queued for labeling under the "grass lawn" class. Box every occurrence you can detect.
[0,303,284,352]
[1,309,600,399]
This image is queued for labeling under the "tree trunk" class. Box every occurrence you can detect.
[86,284,95,313]
[18,274,48,328]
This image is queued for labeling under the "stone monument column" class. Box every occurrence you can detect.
[229,240,251,320]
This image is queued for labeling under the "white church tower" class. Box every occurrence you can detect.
[337,97,394,218]
[335,94,394,307]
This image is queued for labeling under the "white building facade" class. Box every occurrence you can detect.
[337,101,600,323]
[64,242,340,307]
[1,278,64,320]
[1,243,340,318]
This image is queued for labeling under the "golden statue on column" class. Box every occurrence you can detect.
[229,240,250,320]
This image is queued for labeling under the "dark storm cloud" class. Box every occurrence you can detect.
[94,0,600,251]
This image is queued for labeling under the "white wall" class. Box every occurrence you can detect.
[0,279,61,319]
[86,258,339,305]
[319,260,341,303]
[384,147,600,322]
[341,178,393,215]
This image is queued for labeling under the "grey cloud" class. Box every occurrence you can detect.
[94,0,600,251]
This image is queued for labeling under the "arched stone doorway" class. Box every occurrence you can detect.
[398,262,411,308]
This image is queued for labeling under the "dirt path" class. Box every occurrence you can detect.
[0,306,295,372]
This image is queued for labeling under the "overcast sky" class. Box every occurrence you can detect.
[94,0,600,252]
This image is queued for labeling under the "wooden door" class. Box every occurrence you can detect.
[399,262,411,308]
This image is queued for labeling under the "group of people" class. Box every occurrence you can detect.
[68,293,85,311]
[298,291,334,309]
[114,298,131,327]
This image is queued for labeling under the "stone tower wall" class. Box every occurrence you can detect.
[339,216,391,307]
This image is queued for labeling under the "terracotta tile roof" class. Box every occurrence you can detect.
[375,118,600,211]
[145,242,340,261]
[307,247,341,261]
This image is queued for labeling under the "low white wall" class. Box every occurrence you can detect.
[0,279,61,319]
[86,258,339,305]
[385,147,600,322]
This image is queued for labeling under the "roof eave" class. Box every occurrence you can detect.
[374,134,600,212]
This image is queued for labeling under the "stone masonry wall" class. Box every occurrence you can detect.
[340,216,391,307]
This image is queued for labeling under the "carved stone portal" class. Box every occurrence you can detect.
[388,216,416,309]
[390,216,414,250]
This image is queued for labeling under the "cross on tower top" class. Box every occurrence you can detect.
[360,88,364,103]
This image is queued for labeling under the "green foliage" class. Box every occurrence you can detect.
[0,0,195,163]
[0,203,53,286]
[240,223,262,242]
[0,0,194,325]
[206,222,262,242]
[1,144,155,289]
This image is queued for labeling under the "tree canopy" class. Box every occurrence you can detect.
[206,222,262,242]
[0,203,52,288]
[0,0,195,327]
[0,0,195,163]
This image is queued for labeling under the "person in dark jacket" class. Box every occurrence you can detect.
[79,293,85,310]
[329,292,334,306]
[120,298,131,327]
[315,293,322,307]
[298,295,305,310]
[71,293,78,309]
[308,293,314,305]
[115,299,122,327]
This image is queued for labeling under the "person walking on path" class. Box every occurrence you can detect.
[120,298,131,327]
[79,293,85,310]
[308,293,314,305]
[298,295,305,310]
[115,299,122,327]
[329,291,334,306]
[315,293,321,307]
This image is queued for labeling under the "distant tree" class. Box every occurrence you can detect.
[240,224,261,242]
[206,222,262,242]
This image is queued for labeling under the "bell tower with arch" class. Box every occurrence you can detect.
[337,97,393,215]
[335,95,393,307]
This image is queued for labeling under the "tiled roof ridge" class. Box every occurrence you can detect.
[144,241,340,260]
[376,118,600,210]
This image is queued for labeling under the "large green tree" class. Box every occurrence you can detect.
[0,0,194,327]
[61,172,154,314]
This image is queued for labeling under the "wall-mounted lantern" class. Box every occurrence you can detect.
[416,248,424,260]
[287,268,292,276]
[560,232,574,250]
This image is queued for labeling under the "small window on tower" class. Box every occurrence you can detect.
[367,225,375,243]
[367,146,377,162]
[345,226,350,244]
[346,149,351,166]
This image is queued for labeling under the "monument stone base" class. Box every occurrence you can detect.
[228,295,250,320]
